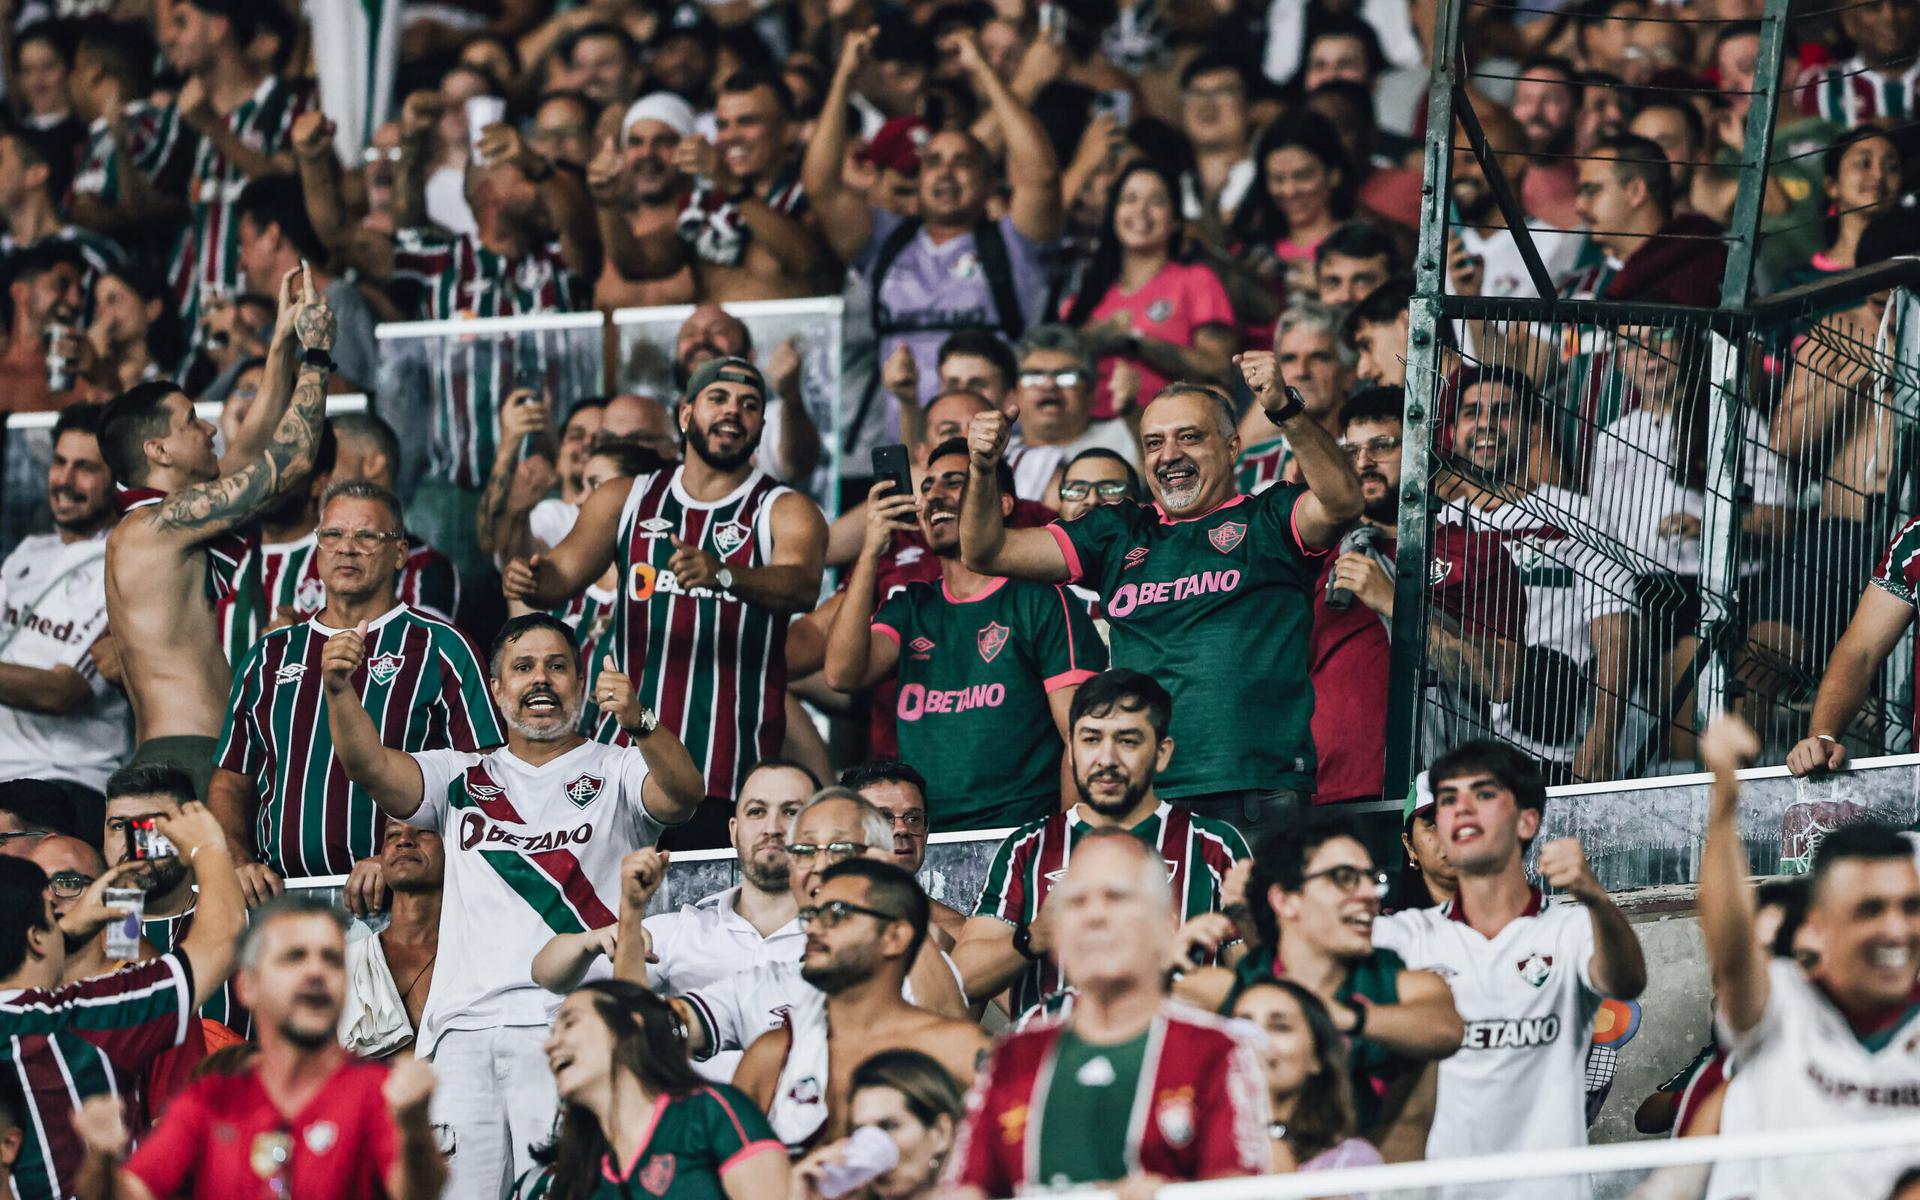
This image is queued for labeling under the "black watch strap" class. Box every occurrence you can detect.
[1266,385,1307,426]
[300,346,336,372]
[1012,923,1041,960]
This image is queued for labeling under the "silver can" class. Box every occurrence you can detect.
[44,322,72,393]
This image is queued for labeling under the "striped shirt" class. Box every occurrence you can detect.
[974,801,1251,1014]
[215,604,503,879]
[1799,56,1920,128]
[141,907,248,1036]
[0,955,193,1200]
[259,533,325,619]
[72,101,196,209]
[166,76,314,339]
[603,467,809,800]
[1236,436,1294,494]
[390,227,587,488]
[555,582,618,736]
[1872,515,1920,745]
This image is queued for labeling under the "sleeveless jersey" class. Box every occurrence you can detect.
[603,467,800,800]
[216,604,504,878]
[409,742,669,1055]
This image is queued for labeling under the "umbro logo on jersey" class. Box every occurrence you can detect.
[638,516,675,538]
[367,652,404,686]
[1123,547,1150,570]
[1516,952,1555,988]
[977,621,1010,663]
[909,636,936,654]
[274,663,307,684]
[564,773,606,808]
[712,520,751,557]
[1208,521,1247,554]
[468,783,504,799]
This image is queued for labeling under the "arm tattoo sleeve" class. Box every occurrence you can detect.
[157,365,330,537]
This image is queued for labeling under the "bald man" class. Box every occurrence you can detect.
[28,835,114,983]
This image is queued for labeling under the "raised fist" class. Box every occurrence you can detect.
[967,403,1017,470]
[321,619,368,692]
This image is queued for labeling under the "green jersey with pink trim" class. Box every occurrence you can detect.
[1047,487,1322,796]
[872,576,1105,830]
[508,1084,784,1200]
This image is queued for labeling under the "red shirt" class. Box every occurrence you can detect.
[126,1056,399,1200]
[1309,525,1528,802]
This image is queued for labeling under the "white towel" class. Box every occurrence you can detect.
[767,987,832,1151]
[339,927,415,1058]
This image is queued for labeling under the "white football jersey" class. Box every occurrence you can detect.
[682,955,954,1064]
[647,885,805,1081]
[0,532,130,789]
[1372,890,1601,1200]
[408,741,668,1056]
[1707,960,1920,1200]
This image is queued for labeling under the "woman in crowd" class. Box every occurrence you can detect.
[791,1050,963,1200]
[1228,110,1357,308]
[1230,978,1384,1174]
[88,263,186,393]
[513,980,789,1200]
[1770,128,1903,295]
[1059,159,1238,419]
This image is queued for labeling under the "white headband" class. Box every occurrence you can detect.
[622,92,697,137]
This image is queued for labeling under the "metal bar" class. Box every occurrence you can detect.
[1382,0,1466,800]
[1883,290,1920,749]
[1717,0,1790,310]
[1435,292,1746,328]
[1695,332,1744,724]
[1452,79,1557,302]
[1745,256,1920,323]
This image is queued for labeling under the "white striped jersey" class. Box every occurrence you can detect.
[73,101,196,209]
[1236,436,1293,495]
[408,741,671,1056]
[554,581,618,736]
[166,76,314,340]
[215,603,504,879]
[0,530,132,790]
[389,227,587,488]
[602,466,810,801]
[1799,56,1920,128]
[974,801,1250,1015]
[258,531,461,627]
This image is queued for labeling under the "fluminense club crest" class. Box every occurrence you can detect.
[977,621,1010,663]
[565,773,605,809]
[638,1153,676,1196]
[1208,521,1247,554]
[295,574,326,613]
[1516,952,1554,988]
[711,520,751,557]
[367,652,404,686]
[1429,557,1453,587]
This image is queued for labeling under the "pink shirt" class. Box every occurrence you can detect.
[1073,259,1234,419]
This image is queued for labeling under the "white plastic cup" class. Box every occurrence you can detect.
[102,888,145,961]
[465,96,507,154]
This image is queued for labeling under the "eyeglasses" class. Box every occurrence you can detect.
[785,841,869,864]
[47,871,94,898]
[0,829,49,849]
[361,146,405,164]
[316,527,404,550]
[873,809,927,836]
[1020,370,1085,390]
[1301,865,1391,898]
[1059,480,1132,502]
[798,899,903,929]
[1339,435,1402,461]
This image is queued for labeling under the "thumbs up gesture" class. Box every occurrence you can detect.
[503,554,543,602]
[666,535,722,592]
[595,653,652,734]
[969,402,1018,470]
[321,620,369,693]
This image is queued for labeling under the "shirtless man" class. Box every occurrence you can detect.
[99,265,334,795]
[589,92,698,309]
[734,858,986,1152]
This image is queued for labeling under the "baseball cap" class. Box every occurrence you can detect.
[685,355,766,402]
[862,116,929,176]
[1403,770,1434,831]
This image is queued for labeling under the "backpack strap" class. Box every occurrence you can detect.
[971,217,1027,340]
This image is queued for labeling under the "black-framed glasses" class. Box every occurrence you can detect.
[1020,370,1086,390]
[1301,865,1391,898]
[1338,435,1402,461]
[0,829,49,849]
[785,841,868,864]
[798,899,903,929]
[47,871,94,898]
[1059,480,1132,502]
[316,527,404,550]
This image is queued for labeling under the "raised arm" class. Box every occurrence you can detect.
[664,491,827,614]
[503,475,629,609]
[475,391,560,566]
[176,77,294,181]
[1357,968,1464,1061]
[949,32,1061,243]
[1538,838,1647,999]
[1699,713,1769,1036]
[152,804,246,1011]
[800,29,878,264]
[216,266,305,469]
[323,620,427,818]
[596,656,707,824]
[1236,351,1362,547]
[156,267,333,544]
[382,1059,448,1200]
[477,122,602,280]
[587,137,691,281]
[958,404,1071,581]
[822,483,914,692]
[1788,584,1912,776]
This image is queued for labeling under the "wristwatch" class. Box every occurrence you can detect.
[1266,384,1307,426]
[714,567,735,593]
[628,705,660,737]
[300,347,336,372]
[1012,923,1042,960]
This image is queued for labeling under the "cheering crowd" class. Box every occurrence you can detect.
[2,0,1920,1196]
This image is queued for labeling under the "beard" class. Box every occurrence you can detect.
[742,853,790,893]
[505,687,577,741]
[684,417,760,472]
[278,1014,337,1050]
[800,942,881,995]
[1074,768,1152,818]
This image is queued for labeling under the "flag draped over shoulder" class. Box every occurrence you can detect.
[305,0,399,161]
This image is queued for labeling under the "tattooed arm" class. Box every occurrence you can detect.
[155,266,337,544]
[218,266,307,472]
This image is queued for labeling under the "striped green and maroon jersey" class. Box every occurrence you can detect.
[1873,515,1920,744]
[1235,436,1293,495]
[1049,488,1322,797]
[398,537,461,624]
[73,101,197,209]
[165,76,314,339]
[215,604,504,879]
[389,227,587,488]
[141,907,248,1035]
[264,533,461,626]
[260,533,326,619]
[600,467,808,800]
[555,583,618,736]
[0,955,193,1200]
[1800,55,1920,127]
[974,801,1250,1014]
[871,576,1104,830]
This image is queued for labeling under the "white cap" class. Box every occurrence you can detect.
[622,92,697,138]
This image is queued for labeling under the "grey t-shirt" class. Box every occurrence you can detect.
[325,276,380,394]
